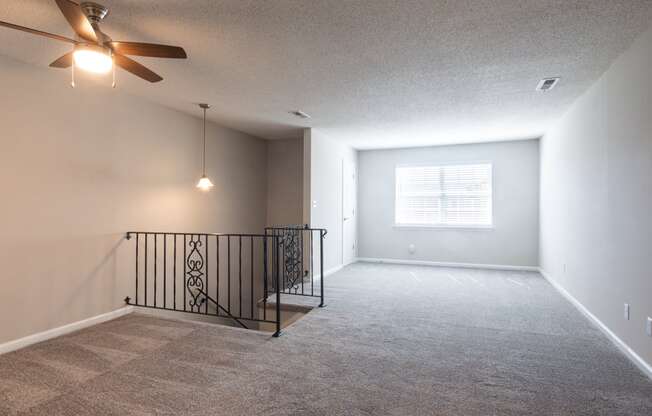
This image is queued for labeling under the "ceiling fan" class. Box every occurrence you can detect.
[0,0,187,84]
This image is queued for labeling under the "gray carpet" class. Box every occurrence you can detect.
[1,263,651,415]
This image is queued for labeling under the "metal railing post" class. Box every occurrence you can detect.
[263,234,268,322]
[319,230,325,307]
[273,236,282,337]
[134,233,138,304]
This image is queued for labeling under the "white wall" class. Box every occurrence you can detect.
[266,138,303,226]
[540,25,652,368]
[306,129,358,272]
[0,56,268,345]
[358,140,540,267]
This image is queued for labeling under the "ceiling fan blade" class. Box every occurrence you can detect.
[54,0,97,43]
[109,41,187,59]
[49,52,74,68]
[114,54,163,83]
[0,20,77,44]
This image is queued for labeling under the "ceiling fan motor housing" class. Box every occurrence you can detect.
[80,2,109,24]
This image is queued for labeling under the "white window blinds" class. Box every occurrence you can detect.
[395,163,493,227]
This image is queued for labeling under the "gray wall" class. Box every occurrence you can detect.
[0,56,268,345]
[358,140,540,267]
[540,25,652,367]
[266,138,303,226]
[307,129,358,272]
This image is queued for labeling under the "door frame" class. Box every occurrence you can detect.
[341,158,355,265]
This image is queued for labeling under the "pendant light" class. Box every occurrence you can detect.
[196,103,214,191]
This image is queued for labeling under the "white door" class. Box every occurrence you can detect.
[342,160,356,265]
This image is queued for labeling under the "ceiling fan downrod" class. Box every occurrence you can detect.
[80,2,109,26]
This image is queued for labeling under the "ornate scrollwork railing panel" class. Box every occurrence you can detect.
[186,235,205,311]
[280,228,302,293]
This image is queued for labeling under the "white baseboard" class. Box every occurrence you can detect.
[356,257,538,272]
[0,306,134,355]
[314,264,345,280]
[539,269,652,380]
[325,264,345,276]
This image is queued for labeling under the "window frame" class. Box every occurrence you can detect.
[393,161,495,230]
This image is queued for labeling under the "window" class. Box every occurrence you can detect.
[395,163,493,227]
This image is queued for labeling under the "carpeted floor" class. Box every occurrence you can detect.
[1,263,651,415]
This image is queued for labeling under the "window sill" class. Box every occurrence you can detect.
[393,224,494,230]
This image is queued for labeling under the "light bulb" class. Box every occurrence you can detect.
[196,175,214,191]
[73,45,113,74]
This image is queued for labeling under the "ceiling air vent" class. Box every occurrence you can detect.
[289,110,311,119]
[536,77,560,92]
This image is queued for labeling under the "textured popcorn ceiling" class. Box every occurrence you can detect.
[1,0,651,148]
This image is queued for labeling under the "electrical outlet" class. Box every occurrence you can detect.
[624,303,630,320]
[647,317,652,337]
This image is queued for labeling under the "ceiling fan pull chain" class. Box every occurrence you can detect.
[70,61,75,88]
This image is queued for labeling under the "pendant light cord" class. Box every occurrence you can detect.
[202,106,207,176]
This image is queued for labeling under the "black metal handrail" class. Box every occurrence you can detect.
[193,287,248,329]
[127,231,273,237]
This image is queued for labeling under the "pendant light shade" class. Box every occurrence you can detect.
[196,103,214,191]
[197,175,214,190]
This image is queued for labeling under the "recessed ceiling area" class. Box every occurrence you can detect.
[1,0,651,149]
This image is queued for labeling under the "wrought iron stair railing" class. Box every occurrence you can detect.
[124,226,326,337]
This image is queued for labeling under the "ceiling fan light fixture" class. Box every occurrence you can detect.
[73,44,113,74]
